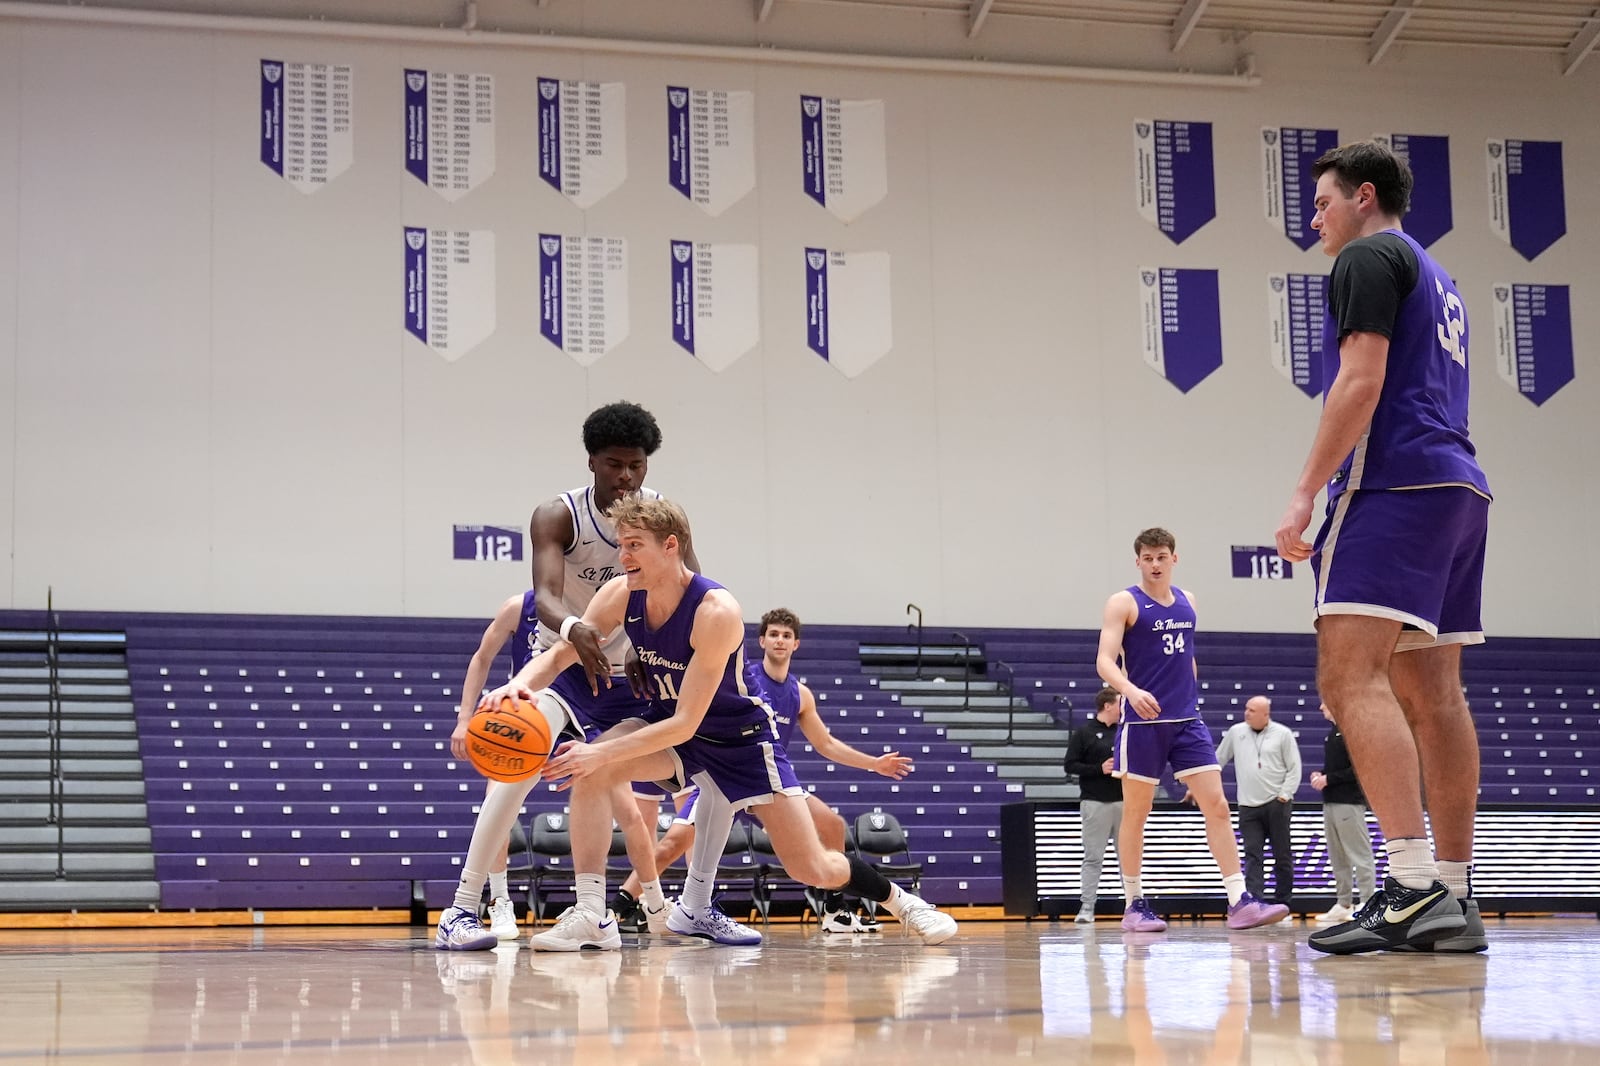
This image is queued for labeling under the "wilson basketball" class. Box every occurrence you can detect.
[465,696,553,783]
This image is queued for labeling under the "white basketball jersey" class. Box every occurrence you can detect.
[534,485,661,672]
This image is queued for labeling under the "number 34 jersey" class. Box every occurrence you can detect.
[1119,586,1200,723]
[624,573,775,743]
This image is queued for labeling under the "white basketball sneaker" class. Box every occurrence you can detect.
[434,906,499,951]
[642,897,671,936]
[528,906,622,952]
[487,896,519,941]
[894,890,958,945]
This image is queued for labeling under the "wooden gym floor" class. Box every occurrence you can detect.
[2,916,1597,1064]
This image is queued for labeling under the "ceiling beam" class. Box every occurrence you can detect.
[1171,0,1211,52]
[756,0,775,23]
[1564,13,1600,75]
[1368,0,1418,65]
[968,0,995,38]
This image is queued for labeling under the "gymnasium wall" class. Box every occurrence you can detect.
[0,5,1596,637]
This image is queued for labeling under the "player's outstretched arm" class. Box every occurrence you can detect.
[796,684,912,779]
[528,498,611,680]
[451,593,525,759]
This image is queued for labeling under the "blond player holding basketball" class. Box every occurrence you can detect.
[436,402,696,952]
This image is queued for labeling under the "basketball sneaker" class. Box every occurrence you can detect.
[821,907,867,933]
[1226,892,1291,929]
[855,906,881,932]
[527,906,622,952]
[642,897,671,936]
[486,896,519,941]
[612,889,644,933]
[894,891,958,945]
[1121,897,1167,933]
[1308,877,1467,955]
[666,901,763,946]
[1074,904,1096,924]
[1389,897,1488,954]
[434,906,498,951]
[1314,902,1356,925]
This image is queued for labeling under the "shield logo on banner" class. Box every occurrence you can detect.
[1488,141,1502,158]
[262,62,283,83]
[1142,270,1157,287]
[405,230,426,251]
[1136,122,1151,138]
[803,98,820,117]
[1263,129,1278,146]
[869,813,888,831]
[672,243,692,263]
[668,89,688,108]
[1271,276,1286,293]
[544,814,564,830]
[1495,286,1510,302]
[806,250,827,271]
[406,71,426,93]
[539,80,559,100]
[540,237,561,257]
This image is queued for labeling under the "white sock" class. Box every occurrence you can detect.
[1385,838,1440,890]
[453,868,489,913]
[1222,873,1246,907]
[575,873,606,919]
[1125,876,1142,903]
[639,879,666,912]
[488,870,509,902]
[681,865,715,913]
[1437,859,1472,899]
[880,883,908,919]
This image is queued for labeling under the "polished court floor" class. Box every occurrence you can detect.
[2,917,1597,1064]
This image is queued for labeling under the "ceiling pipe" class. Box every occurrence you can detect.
[0,0,1260,89]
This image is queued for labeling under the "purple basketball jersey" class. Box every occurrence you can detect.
[1119,585,1199,722]
[510,588,539,676]
[624,574,775,743]
[744,661,802,750]
[1321,230,1491,502]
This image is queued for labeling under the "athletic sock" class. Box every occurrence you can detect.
[1384,838,1440,891]
[639,880,667,912]
[575,873,606,919]
[488,870,509,902]
[1437,859,1472,899]
[453,868,490,913]
[1125,876,1142,903]
[680,864,715,914]
[1222,873,1246,907]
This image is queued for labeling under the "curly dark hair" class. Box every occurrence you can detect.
[582,401,663,456]
[760,608,802,638]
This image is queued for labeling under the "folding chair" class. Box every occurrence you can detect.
[852,811,922,919]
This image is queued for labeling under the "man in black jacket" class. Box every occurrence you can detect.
[1309,703,1377,924]
[1063,687,1124,923]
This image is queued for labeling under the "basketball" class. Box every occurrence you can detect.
[465,696,554,782]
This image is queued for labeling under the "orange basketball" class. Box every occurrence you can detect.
[465,696,554,783]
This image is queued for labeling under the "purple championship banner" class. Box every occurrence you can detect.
[452,525,523,562]
[1383,133,1452,247]
[667,87,692,200]
[670,240,695,354]
[403,228,428,345]
[1263,127,1339,250]
[403,69,429,186]
[538,235,564,350]
[259,60,284,176]
[1139,267,1222,394]
[1268,273,1328,397]
[1134,119,1215,244]
[537,77,562,193]
[1231,545,1293,580]
[804,247,829,360]
[1488,139,1566,261]
[1493,283,1575,406]
[800,96,826,209]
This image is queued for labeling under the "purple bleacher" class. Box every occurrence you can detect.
[23,608,1595,912]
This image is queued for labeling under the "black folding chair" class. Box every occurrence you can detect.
[526,810,574,923]
[852,811,922,919]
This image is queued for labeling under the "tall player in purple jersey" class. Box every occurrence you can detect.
[436,403,692,952]
[1277,141,1489,955]
[1096,528,1291,933]
[486,497,957,949]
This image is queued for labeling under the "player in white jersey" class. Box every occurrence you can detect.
[437,402,697,950]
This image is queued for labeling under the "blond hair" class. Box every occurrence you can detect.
[606,495,693,548]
